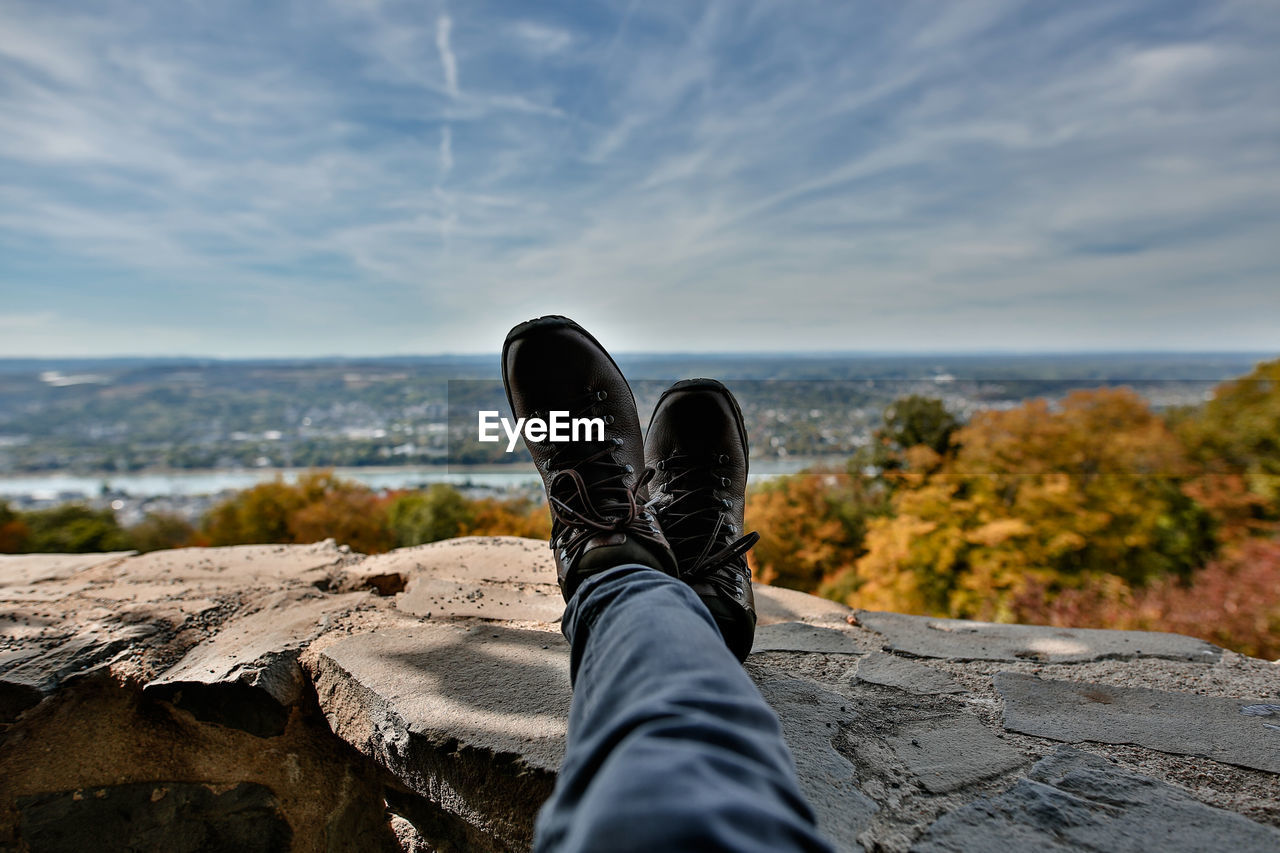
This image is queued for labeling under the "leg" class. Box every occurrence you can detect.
[502,317,826,850]
[534,565,832,853]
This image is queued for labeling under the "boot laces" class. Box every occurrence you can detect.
[650,452,759,596]
[540,390,662,562]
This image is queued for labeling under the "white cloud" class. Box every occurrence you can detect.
[511,21,572,56]
[435,14,458,97]
[0,0,1276,356]
[439,125,453,176]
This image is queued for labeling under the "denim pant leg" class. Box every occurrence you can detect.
[533,564,833,853]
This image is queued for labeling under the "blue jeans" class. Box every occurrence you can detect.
[533,564,833,852]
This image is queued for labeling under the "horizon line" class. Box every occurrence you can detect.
[0,348,1276,362]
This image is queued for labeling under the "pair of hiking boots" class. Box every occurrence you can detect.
[502,315,760,661]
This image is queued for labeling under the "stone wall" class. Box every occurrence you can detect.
[1,537,1277,851]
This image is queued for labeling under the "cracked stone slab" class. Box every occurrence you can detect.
[913,746,1280,852]
[995,672,1280,774]
[146,589,366,736]
[752,622,863,655]
[1,622,158,722]
[858,611,1221,664]
[309,623,570,849]
[852,652,964,695]
[887,715,1027,793]
[755,678,879,852]
[312,623,571,771]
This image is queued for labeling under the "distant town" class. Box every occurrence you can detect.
[0,352,1268,522]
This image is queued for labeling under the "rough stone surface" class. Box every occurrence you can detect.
[313,623,572,774]
[913,747,1280,853]
[754,582,853,625]
[858,610,1223,663]
[310,623,570,850]
[752,622,863,655]
[366,537,564,623]
[0,551,132,586]
[756,678,880,851]
[147,589,366,736]
[2,536,1278,852]
[996,672,1280,774]
[852,653,964,695]
[887,715,1027,793]
[2,621,158,721]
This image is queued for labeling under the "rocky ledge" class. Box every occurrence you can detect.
[1,537,1277,852]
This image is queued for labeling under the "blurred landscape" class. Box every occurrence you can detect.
[0,350,1258,479]
[2,351,1277,658]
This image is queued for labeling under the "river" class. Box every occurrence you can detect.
[0,457,835,500]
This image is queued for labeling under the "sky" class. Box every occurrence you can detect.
[0,0,1277,357]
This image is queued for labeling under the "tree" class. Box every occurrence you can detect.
[19,504,133,553]
[127,512,197,553]
[463,496,551,540]
[201,470,393,553]
[386,485,474,547]
[880,395,960,457]
[1015,538,1280,660]
[745,470,860,591]
[289,487,394,554]
[839,389,1215,621]
[1176,356,1280,512]
[0,502,28,553]
[202,480,306,545]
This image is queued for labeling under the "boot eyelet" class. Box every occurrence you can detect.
[613,437,624,447]
[596,390,608,401]
[656,460,665,471]
[625,463,634,473]
[721,498,731,509]
[717,454,729,464]
[604,415,614,424]
[720,476,730,487]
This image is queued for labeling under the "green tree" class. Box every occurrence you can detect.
[880,395,960,457]
[1177,357,1280,504]
[202,480,306,545]
[20,504,133,553]
[127,512,197,553]
[387,485,474,547]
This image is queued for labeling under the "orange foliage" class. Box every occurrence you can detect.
[835,389,1215,620]
[746,470,859,590]
[463,497,551,540]
[289,488,394,554]
[203,471,393,553]
[0,517,28,553]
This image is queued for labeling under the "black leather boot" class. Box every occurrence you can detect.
[502,315,678,600]
[645,378,760,661]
